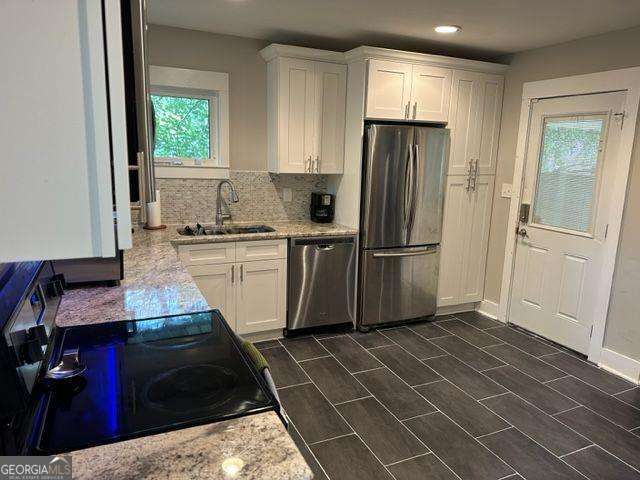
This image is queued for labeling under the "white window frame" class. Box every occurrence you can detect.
[149,65,230,179]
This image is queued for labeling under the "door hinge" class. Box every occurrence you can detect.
[613,111,626,129]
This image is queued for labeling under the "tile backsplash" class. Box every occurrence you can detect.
[145,171,328,225]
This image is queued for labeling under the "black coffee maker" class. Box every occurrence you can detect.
[310,192,335,223]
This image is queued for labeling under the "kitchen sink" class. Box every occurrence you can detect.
[177,224,275,236]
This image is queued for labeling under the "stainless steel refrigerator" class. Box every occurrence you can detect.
[358,124,449,329]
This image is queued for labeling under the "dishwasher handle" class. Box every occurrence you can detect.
[316,244,335,251]
[372,246,439,258]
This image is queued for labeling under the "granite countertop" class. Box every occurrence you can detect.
[56,220,357,327]
[70,411,312,480]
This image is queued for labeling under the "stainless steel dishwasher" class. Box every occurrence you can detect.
[287,236,357,332]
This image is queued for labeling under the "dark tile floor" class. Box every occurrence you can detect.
[257,312,640,480]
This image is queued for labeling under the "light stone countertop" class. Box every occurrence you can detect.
[56,220,357,327]
[70,411,312,480]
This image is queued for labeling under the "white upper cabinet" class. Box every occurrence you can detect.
[315,62,347,174]
[365,60,453,122]
[448,71,503,175]
[410,65,453,122]
[263,45,346,174]
[0,0,131,262]
[365,60,413,120]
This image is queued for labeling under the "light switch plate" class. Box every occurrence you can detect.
[501,183,513,198]
[282,188,293,202]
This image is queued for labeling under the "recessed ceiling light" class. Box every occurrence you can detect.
[434,25,461,34]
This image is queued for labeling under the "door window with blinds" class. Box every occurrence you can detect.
[530,114,608,235]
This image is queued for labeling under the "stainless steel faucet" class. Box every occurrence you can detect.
[215,180,239,226]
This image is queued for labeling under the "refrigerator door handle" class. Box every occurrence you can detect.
[372,246,439,258]
[403,143,413,236]
[406,144,419,239]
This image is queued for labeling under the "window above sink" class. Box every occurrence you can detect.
[149,66,230,179]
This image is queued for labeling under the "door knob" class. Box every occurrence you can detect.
[517,227,529,238]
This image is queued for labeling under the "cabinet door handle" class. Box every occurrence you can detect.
[405,102,410,119]
[231,264,235,283]
[315,156,319,173]
[240,264,244,282]
[471,159,479,191]
[413,101,417,119]
[466,159,473,191]
[306,156,312,172]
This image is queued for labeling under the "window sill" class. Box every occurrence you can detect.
[154,164,230,180]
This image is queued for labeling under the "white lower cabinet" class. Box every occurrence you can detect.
[438,175,495,306]
[237,260,287,334]
[179,240,287,334]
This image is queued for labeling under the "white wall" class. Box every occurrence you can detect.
[484,25,640,361]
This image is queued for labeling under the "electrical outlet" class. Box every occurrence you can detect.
[282,188,293,202]
[501,183,513,198]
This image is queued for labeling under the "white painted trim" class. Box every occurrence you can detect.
[599,348,640,385]
[498,67,640,364]
[149,65,230,172]
[344,46,509,74]
[154,165,230,179]
[477,299,501,321]
[259,44,345,63]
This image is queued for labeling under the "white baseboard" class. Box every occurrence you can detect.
[476,299,502,322]
[599,348,640,385]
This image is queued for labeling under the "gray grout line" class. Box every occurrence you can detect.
[276,381,313,391]
[497,474,519,480]
[306,432,356,447]
[401,410,439,423]
[297,354,333,363]
[412,378,445,388]
[613,385,638,396]
[351,365,385,375]
[279,340,401,480]
[480,364,510,373]
[332,395,373,407]
[477,391,510,402]
[279,317,638,480]
[541,374,571,384]
[287,422,333,480]
[559,444,595,458]
[475,426,514,440]
[383,452,431,467]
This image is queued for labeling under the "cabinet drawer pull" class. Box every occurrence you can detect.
[240,264,244,282]
[231,264,235,283]
[413,101,417,119]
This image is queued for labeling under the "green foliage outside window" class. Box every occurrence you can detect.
[151,94,210,159]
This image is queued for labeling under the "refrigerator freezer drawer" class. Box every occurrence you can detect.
[359,245,439,327]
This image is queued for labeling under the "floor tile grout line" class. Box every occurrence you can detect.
[558,444,595,458]
[287,421,334,480]
[550,405,581,417]
[351,365,385,375]
[479,365,510,373]
[400,410,440,423]
[541,374,571,384]
[276,381,313,391]
[304,340,459,478]
[374,329,448,379]
[280,341,410,480]
[449,312,505,331]
[383,452,431,467]
[475,426,515,440]
[436,318,506,349]
[477,391,510,402]
[297,354,333,363]
[552,405,640,475]
[332,395,373,407]
[544,374,640,417]
[411,378,445,388]
[306,432,356,447]
[613,385,639,396]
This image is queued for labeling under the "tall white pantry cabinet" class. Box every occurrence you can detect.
[437,71,504,307]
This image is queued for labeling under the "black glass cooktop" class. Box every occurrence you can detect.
[29,310,276,454]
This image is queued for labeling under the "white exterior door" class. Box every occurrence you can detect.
[315,62,347,173]
[236,259,287,334]
[278,58,316,173]
[187,264,236,330]
[366,59,413,120]
[410,65,452,122]
[510,91,625,354]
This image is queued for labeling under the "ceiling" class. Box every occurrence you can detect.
[148,0,640,60]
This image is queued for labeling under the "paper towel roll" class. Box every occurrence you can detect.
[146,189,162,228]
